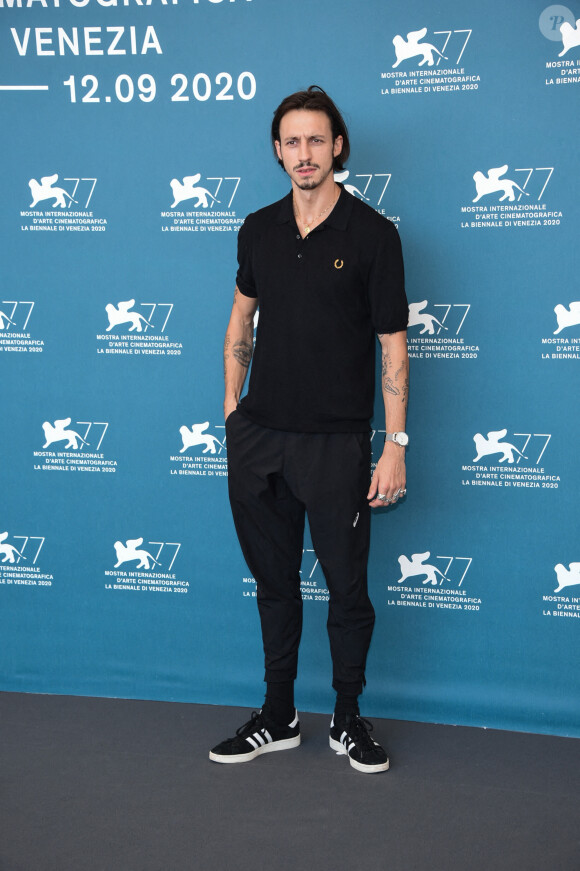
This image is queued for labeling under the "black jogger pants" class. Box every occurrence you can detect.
[226,409,375,696]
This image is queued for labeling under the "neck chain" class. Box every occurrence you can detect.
[293,187,340,236]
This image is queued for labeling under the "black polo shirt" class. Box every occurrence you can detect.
[235,185,407,433]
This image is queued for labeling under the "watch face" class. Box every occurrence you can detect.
[395,432,409,446]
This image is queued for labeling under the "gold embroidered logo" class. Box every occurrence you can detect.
[334,259,344,269]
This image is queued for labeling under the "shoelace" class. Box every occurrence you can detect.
[347,715,377,751]
[236,711,264,738]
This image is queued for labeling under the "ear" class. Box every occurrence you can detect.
[333,135,343,158]
[275,140,282,161]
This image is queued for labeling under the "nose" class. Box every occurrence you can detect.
[297,138,311,164]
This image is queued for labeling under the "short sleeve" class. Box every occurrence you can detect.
[367,220,408,334]
[235,214,258,298]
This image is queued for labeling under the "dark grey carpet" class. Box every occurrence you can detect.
[0,693,578,871]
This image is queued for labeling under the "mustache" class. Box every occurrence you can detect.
[294,162,320,170]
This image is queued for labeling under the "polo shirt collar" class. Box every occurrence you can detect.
[276,183,353,231]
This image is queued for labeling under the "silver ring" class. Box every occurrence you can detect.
[393,489,401,498]
[400,488,407,496]
[377,493,388,501]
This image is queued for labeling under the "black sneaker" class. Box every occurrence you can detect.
[209,709,301,764]
[329,713,390,773]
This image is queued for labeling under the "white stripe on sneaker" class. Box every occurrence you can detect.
[248,729,274,749]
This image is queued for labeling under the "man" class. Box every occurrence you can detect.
[210,85,409,774]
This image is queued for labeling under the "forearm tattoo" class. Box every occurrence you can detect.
[382,350,398,395]
[401,375,409,405]
[233,339,253,368]
[382,351,409,405]
[223,333,231,377]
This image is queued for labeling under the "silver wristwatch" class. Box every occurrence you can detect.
[385,432,409,447]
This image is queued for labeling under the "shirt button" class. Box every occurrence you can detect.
[296,234,300,240]
[297,253,302,259]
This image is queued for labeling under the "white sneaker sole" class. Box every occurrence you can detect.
[209,734,301,764]
[329,736,390,773]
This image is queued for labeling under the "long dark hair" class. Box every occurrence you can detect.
[271,85,350,172]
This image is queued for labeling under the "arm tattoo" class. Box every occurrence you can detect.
[233,339,253,368]
[401,376,409,405]
[223,333,231,377]
[382,352,408,402]
[395,359,409,405]
[381,350,391,379]
[382,352,398,395]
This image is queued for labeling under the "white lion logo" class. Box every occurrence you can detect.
[0,532,26,565]
[472,166,529,203]
[179,422,224,455]
[105,300,154,333]
[554,562,580,593]
[396,552,451,586]
[408,301,448,335]
[473,429,526,464]
[114,538,160,570]
[392,27,447,68]
[42,418,89,450]
[559,19,580,57]
[170,174,220,209]
[0,310,16,330]
[334,170,369,201]
[553,301,580,335]
[28,174,76,209]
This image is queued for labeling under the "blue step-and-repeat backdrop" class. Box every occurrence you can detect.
[1,0,579,737]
